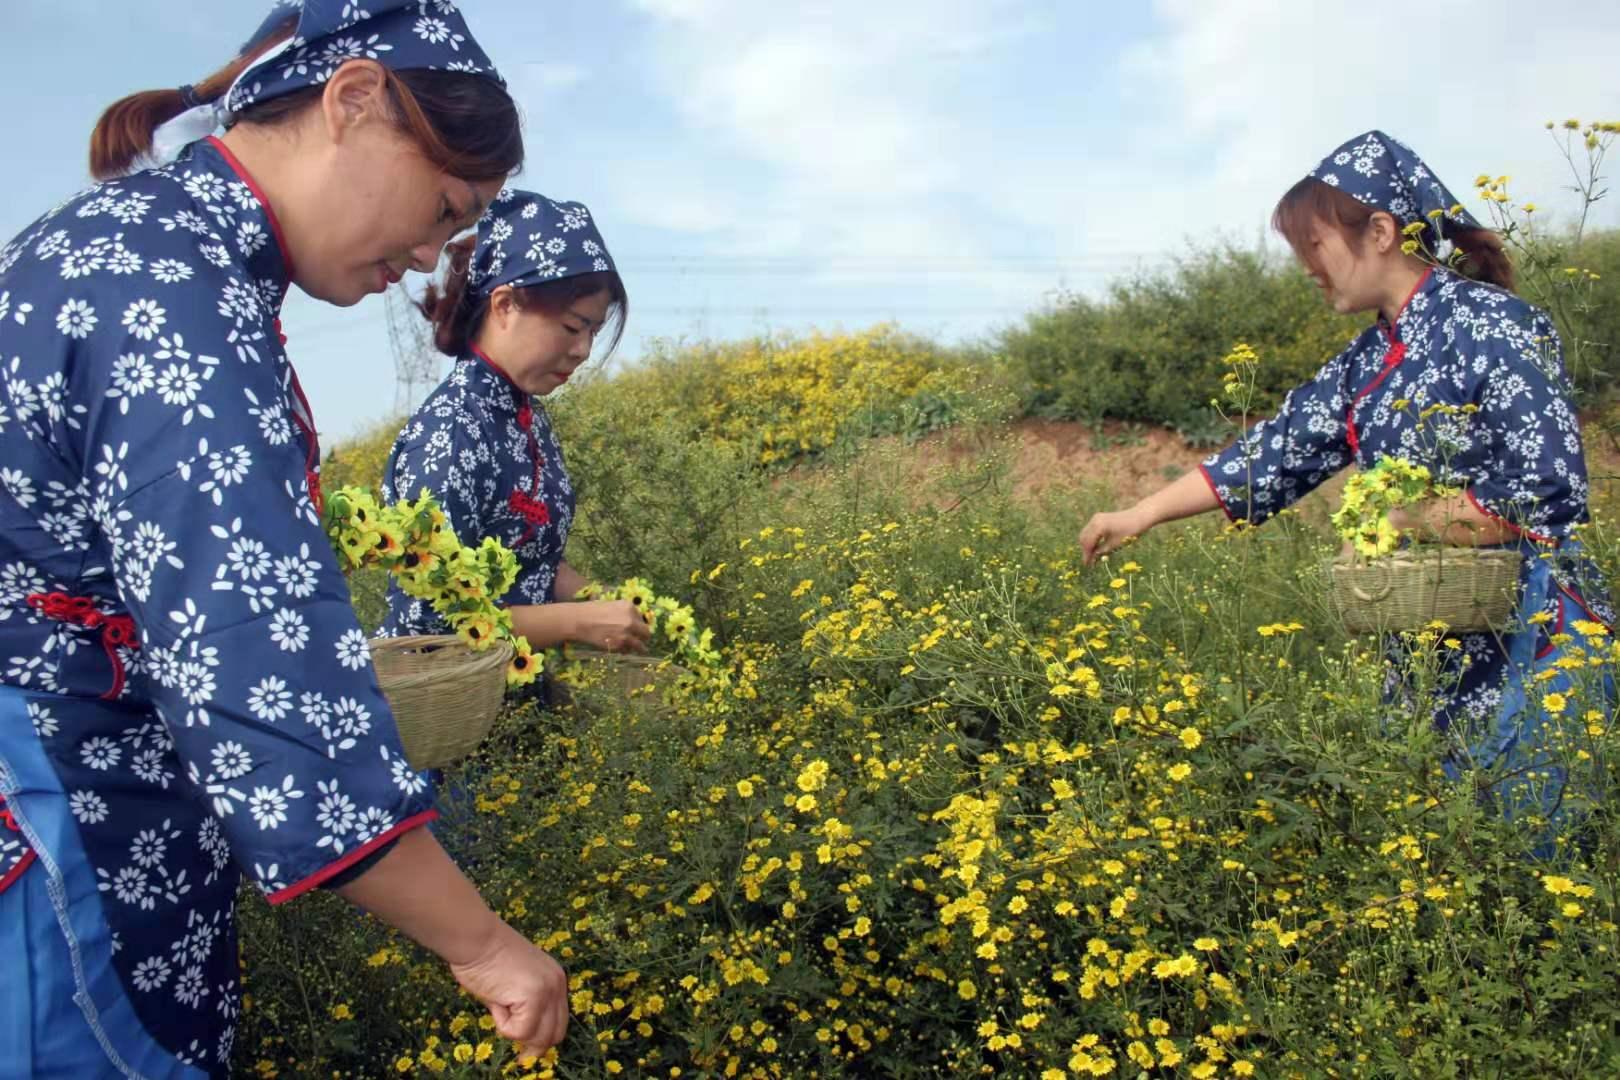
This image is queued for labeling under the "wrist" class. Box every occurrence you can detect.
[562,601,589,645]
[445,906,508,969]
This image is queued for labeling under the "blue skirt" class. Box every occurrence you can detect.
[0,685,211,1080]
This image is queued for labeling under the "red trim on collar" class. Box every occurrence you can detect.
[206,135,296,283]
[1346,270,1432,457]
[469,346,547,524]
[203,138,320,511]
[287,367,324,513]
[470,345,524,394]
[472,344,536,425]
[1379,267,1433,344]
[1345,341,1406,457]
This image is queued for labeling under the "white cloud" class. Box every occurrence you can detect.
[618,0,1620,316]
[1094,0,1620,247]
[619,0,1044,278]
[481,0,1620,378]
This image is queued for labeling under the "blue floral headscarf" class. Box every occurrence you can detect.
[228,0,504,114]
[1309,130,1484,244]
[469,188,617,300]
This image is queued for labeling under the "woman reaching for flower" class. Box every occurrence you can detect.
[0,5,566,1072]
[1080,130,1614,844]
[380,189,651,660]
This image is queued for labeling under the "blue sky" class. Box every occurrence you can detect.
[4,1,1619,440]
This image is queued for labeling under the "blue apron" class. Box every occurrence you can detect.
[1438,541,1614,858]
[0,684,209,1080]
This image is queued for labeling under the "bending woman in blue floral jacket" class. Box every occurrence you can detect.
[0,5,568,1074]
[381,189,651,658]
[1080,131,1613,843]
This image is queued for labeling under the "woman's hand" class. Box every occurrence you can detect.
[570,599,653,653]
[448,919,570,1059]
[333,830,568,1059]
[1079,506,1154,565]
[1386,494,1513,548]
[1077,470,1222,566]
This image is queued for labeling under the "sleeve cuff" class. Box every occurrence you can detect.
[1198,463,1238,523]
[1464,488,1556,544]
[266,808,438,905]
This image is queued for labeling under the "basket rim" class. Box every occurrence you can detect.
[369,634,512,694]
[1329,546,1521,569]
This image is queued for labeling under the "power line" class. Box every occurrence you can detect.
[609,305,1045,316]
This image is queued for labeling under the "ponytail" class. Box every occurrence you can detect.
[89,17,297,180]
[419,236,482,357]
[420,239,630,360]
[1448,228,1516,292]
[89,17,522,184]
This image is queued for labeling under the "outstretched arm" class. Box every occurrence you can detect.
[334,828,568,1056]
[1079,468,1222,564]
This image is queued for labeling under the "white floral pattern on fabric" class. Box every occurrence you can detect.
[1309,130,1484,243]
[1202,270,1587,540]
[0,138,434,1074]
[228,0,503,117]
[467,188,616,297]
[380,357,576,635]
[1200,267,1611,731]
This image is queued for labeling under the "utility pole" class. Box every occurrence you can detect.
[385,282,439,416]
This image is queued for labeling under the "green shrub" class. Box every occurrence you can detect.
[1543,228,1620,401]
[998,244,1363,433]
[322,416,403,494]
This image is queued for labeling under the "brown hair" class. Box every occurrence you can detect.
[1272,176,1515,293]
[420,235,630,359]
[90,16,523,183]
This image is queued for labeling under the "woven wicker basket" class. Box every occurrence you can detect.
[370,635,512,770]
[1327,547,1521,634]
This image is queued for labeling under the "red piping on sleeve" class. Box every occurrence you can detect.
[1197,463,1238,522]
[267,808,438,905]
[1464,488,1556,545]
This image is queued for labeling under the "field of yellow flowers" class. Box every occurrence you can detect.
[234,317,1620,1080]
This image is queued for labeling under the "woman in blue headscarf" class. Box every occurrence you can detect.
[1080,131,1613,844]
[0,4,568,1074]
[381,188,651,658]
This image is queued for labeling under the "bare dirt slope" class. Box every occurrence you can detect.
[891,416,1620,513]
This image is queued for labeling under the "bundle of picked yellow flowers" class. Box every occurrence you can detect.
[1330,455,1458,559]
[321,485,542,688]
